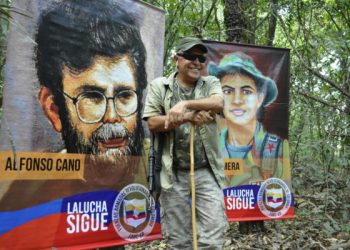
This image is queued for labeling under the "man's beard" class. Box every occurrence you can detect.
[58,113,144,187]
[60,115,144,157]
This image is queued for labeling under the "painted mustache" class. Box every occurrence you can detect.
[89,123,134,156]
[94,123,129,142]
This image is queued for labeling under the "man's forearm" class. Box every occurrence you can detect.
[147,112,194,133]
[147,116,172,133]
[184,95,223,113]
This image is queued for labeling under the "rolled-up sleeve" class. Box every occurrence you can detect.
[207,76,223,98]
[142,78,165,120]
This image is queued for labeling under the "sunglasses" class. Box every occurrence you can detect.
[177,52,207,63]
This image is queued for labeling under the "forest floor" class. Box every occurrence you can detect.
[126,170,350,250]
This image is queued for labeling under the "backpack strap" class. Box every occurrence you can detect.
[260,134,282,179]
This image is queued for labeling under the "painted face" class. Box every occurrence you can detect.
[61,55,141,156]
[221,74,264,127]
[176,47,206,84]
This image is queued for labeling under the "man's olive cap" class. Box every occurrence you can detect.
[175,37,208,53]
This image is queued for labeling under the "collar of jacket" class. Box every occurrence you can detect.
[162,71,205,91]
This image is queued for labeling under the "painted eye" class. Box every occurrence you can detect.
[243,89,253,95]
[223,89,233,95]
[79,91,104,104]
[117,90,134,100]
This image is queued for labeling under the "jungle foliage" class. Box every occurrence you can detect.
[142,0,350,248]
[142,0,350,182]
[0,0,349,248]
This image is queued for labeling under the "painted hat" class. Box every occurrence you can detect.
[208,52,278,107]
[175,37,208,53]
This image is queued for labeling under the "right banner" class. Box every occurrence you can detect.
[203,41,294,221]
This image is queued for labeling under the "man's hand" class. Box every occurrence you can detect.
[190,110,214,126]
[164,100,215,129]
[164,101,187,129]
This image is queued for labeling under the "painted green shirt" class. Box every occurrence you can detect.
[143,72,226,189]
[220,122,290,186]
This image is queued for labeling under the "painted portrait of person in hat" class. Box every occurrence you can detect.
[208,51,290,186]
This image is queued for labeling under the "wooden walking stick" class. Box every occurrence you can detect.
[190,123,198,250]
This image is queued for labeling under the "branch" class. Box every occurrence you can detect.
[202,0,217,30]
[336,3,350,30]
[296,90,346,113]
[328,242,350,250]
[163,0,191,64]
[276,13,350,99]
[324,7,350,53]
[308,66,350,99]
[164,0,190,37]
[254,14,269,30]
[214,5,221,40]
[266,0,277,46]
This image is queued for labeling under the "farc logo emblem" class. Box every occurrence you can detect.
[112,184,156,241]
[257,178,292,218]
[124,198,147,228]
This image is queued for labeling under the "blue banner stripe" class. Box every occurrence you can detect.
[0,199,62,235]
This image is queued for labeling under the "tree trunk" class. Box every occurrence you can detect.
[223,0,246,42]
[266,0,278,46]
[223,0,265,234]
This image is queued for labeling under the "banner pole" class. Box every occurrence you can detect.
[190,124,198,250]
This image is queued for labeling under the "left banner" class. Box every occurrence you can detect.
[0,0,164,249]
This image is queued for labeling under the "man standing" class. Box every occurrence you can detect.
[143,37,227,249]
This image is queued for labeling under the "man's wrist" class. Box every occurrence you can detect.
[182,100,189,110]
[183,111,194,123]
